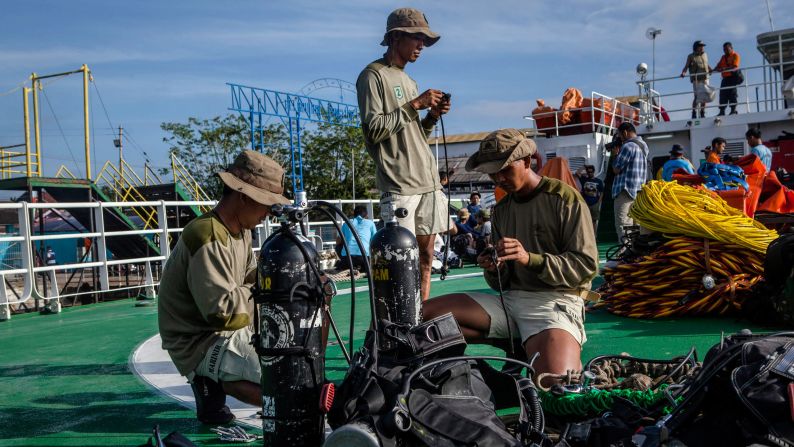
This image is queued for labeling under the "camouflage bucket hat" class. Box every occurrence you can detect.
[465,129,537,174]
[380,8,440,47]
[217,150,290,206]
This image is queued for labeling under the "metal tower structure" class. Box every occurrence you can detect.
[227,83,360,201]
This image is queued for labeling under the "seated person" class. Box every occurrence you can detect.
[158,150,289,424]
[473,208,493,254]
[335,205,377,273]
[467,192,482,226]
[703,137,726,165]
[662,144,695,181]
[424,129,598,384]
[455,208,476,235]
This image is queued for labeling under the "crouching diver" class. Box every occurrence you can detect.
[157,150,291,424]
[424,129,599,385]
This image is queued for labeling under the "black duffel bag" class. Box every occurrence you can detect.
[661,331,794,447]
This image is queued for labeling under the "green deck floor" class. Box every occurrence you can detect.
[0,267,786,446]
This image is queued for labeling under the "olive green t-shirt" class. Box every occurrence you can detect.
[157,212,257,376]
[484,177,598,292]
[356,58,441,195]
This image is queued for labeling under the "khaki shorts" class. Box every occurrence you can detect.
[467,289,587,345]
[380,189,452,236]
[192,326,261,384]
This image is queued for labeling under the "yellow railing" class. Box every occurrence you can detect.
[95,160,159,230]
[0,145,40,179]
[143,163,163,186]
[54,165,78,179]
[171,154,212,213]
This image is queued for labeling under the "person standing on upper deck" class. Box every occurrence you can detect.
[680,40,713,119]
[357,7,452,302]
[611,122,649,245]
[715,42,742,116]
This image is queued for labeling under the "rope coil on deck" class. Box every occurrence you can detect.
[598,237,764,318]
[629,180,777,253]
[599,181,775,318]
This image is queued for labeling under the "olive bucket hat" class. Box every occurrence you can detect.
[465,129,537,174]
[380,7,440,47]
[216,150,290,206]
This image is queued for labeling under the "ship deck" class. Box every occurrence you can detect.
[0,256,786,446]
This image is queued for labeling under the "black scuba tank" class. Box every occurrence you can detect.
[254,223,325,446]
[369,207,421,347]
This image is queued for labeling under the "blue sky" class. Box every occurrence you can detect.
[0,0,789,178]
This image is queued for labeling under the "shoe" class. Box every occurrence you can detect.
[717,111,725,116]
[691,112,697,119]
[699,111,706,118]
[729,110,738,115]
[190,376,235,425]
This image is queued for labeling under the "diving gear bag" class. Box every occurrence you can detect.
[745,232,794,326]
[327,313,549,446]
[662,331,794,446]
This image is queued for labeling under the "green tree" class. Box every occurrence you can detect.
[160,115,376,202]
[160,114,289,198]
[301,123,377,202]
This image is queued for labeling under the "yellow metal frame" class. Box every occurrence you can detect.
[143,163,163,186]
[95,160,159,230]
[171,154,212,213]
[54,165,78,179]
[22,64,91,180]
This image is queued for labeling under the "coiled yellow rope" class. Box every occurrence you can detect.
[598,237,764,318]
[629,181,777,253]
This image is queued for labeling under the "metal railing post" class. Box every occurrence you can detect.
[0,275,10,321]
[31,75,41,178]
[82,64,91,180]
[17,204,33,305]
[157,201,169,259]
[43,270,61,314]
[93,204,109,291]
[134,261,157,306]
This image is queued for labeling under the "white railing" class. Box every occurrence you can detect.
[637,59,794,122]
[259,199,381,250]
[525,92,642,137]
[0,197,382,319]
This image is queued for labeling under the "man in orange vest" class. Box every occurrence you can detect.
[715,42,742,116]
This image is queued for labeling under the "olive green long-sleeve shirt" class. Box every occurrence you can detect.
[356,57,441,195]
[158,212,257,376]
[485,177,598,292]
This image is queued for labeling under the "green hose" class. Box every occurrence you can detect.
[539,386,680,418]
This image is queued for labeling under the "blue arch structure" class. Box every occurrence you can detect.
[227,82,360,200]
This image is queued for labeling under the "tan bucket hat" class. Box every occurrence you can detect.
[217,150,290,206]
[465,129,537,174]
[380,8,440,47]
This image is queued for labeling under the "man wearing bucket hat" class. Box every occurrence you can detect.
[158,150,289,424]
[357,7,452,301]
[424,129,598,383]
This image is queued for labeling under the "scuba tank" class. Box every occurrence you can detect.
[369,207,421,348]
[253,219,325,446]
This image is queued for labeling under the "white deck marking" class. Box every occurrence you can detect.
[130,334,262,429]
